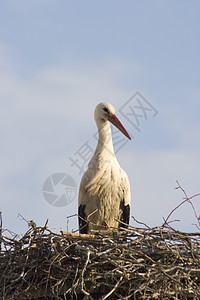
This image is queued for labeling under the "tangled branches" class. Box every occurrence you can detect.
[0,223,200,299]
[0,181,200,299]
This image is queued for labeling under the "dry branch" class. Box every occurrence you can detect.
[162,180,200,230]
[1,182,200,299]
[1,223,200,300]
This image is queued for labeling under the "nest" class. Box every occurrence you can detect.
[1,182,200,299]
[1,221,200,300]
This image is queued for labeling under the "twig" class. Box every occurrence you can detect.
[163,180,200,229]
[0,212,2,252]
[18,213,29,223]
[176,180,200,229]
[79,247,90,296]
[101,275,123,300]
[132,216,151,229]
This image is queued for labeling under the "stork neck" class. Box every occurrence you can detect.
[96,120,114,155]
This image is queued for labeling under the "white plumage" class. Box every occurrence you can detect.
[78,102,131,234]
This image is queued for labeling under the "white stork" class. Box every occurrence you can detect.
[78,102,131,234]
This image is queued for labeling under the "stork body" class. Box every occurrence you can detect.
[78,103,131,234]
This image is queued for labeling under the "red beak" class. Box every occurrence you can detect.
[108,114,131,140]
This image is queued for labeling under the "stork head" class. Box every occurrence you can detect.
[94,102,131,140]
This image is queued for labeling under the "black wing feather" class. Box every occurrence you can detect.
[78,204,88,234]
[119,199,130,229]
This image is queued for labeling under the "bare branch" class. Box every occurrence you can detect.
[162,180,200,229]
[132,216,151,229]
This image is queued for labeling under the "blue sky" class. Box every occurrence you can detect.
[1,0,200,235]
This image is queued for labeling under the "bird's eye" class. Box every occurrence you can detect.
[103,107,109,113]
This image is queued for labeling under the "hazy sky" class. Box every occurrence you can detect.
[1,0,200,235]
